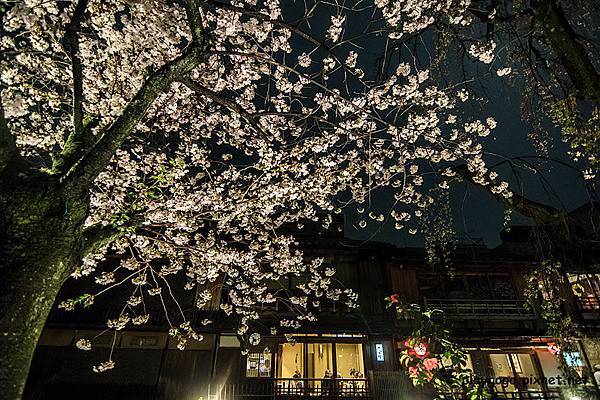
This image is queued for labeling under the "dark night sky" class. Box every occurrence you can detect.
[344,62,599,248]
[273,3,599,249]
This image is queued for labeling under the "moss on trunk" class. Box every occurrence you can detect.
[0,172,88,400]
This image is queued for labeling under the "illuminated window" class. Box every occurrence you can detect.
[277,339,366,380]
[307,343,333,379]
[564,352,585,377]
[488,352,542,391]
[246,352,272,378]
[278,343,305,378]
[568,274,600,309]
[508,354,522,373]
[336,343,365,378]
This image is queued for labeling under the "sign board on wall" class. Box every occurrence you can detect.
[375,343,385,362]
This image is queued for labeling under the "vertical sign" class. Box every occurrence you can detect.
[375,343,385,362]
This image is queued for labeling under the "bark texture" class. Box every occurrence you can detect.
[533,0,600,102]
[0,170,88,400]
[0,20,207,395]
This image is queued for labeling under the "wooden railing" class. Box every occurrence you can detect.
[207,378,371,400]
[494,391,561,400]
[577,296,600,310]
[256,299,349,313]
[207,382,563,400]
[274,378,370,398]
[423,298,535,318]
[208,382,274,399]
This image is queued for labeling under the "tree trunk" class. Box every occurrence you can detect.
[533,0,600,102]
[0,171,88,400]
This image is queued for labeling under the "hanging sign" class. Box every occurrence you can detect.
[375,343,385,362]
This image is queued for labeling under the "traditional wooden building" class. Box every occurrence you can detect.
[23,224,600,400]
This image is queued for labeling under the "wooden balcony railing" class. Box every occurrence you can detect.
[274,378,370,398]
[577,296,600,311]
[256,299,349,314]
[207,379,371,400]
[275,378,371,398]
[208,382,274,399]
[206,381,566,400]
[423,298,535,319]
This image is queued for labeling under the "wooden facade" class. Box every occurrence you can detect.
[22,227,600,400]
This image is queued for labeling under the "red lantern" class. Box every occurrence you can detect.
[406,339,430,359]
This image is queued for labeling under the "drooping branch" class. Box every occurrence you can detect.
[179,77,268,137]
[180,78,255,122]
[532,0,600,102]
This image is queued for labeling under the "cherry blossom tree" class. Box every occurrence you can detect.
[0,0,511,398]
[425,0,600,176]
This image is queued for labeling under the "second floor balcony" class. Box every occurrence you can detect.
[577,295,600,311]
[423,298,535,319]
[208,378,371,400]
[274,378,370,398]
[207,379,565,400]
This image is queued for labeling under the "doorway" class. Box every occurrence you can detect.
[488,352,544,393]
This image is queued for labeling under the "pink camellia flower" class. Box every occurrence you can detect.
[408,366,419,377]
[547,342,560,355]
[389,294,400,304]
[423,357,439,371]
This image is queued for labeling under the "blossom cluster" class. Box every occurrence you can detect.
[374,0,471,38]
[401,338,440,383]
[1,0,507,372]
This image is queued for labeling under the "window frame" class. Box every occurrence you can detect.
[275,335,367,379]
[245,351,273,378]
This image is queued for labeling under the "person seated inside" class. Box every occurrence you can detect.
[292,370,303,392]
[321,370,332,395]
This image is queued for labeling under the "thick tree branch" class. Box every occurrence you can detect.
[81,212,147,256]
[0,93,21,175]
[184,0,205,44]
[454,164,566,225]
[53,0,91,174]
[82,223,124,256]
[62,49,205,191]
[64,0,87,137]
[533,0,600,102]
[61,0,209,192]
